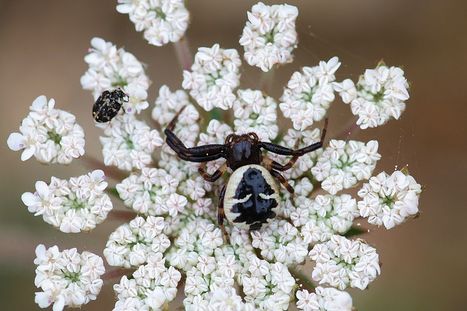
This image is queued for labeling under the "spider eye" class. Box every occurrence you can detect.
[248,133,259,141]
[225,134,234,144]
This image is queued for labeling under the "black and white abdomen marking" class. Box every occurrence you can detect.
[224,164,280,230]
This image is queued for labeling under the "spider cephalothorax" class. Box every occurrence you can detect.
[164,107,328,232]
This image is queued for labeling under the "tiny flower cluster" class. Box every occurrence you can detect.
[7,95,85,164]
[81,37,150,114]
[114,253,181,310]
[21,170,112,233]
[233,89,279,141]
[280,57,341,131]
[34,244,105,311]
[311,139,381,194]
[335,64,410,129]
[240,2,298,71]
[104,216,171,268]
[310,235,381,290]
[100,114,163,171]
[290,194,359,245]
[117,0,189,46]
[296,287,353,311]
[117,167,187,216]
[183,44,242,111]
[358,170,421,229]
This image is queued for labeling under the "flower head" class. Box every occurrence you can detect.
[309,235,381,290]
[296,287,353,311]
[81,37,150,114]
[240,2,298,71]
[21,170,112,233]
[183,44,241,111]
[311,140,381,194]
[335,64,410,129]
[358,170,422,229]
[113,253,181,310]
[117,0,190,46]
[100,114,163,171]
[280,58,341,130]
[7,95,85,164]
[34,244,105,310]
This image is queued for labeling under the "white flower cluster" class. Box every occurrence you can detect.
[335,64,410,129]
[312,140,381,194]
[183,248,254,310]
[280,57,341,130]
[104,216,171,268]
[113,253,181,310]
[117,167,187,216]
[100,114,163,171]
[251,219,308,265]
[34,244,105,311]
[21,170,112,233]
[167,218,224,272]
[310,235,381,290]
[291,194,358,245]
[358,170,421,229]
[183,44,241,111]
[81,37,150,113]
[240,2,298,71]
[7,95,85,164]
[116,0,189,46]
[233,89,278,141]
[241,255,296,310]
[296,287,353,311]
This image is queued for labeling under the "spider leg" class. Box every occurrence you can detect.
[262,155,299,172]
[269,169,294,194]
[164,107,226,162]
[218,185,229,242]
[198,162,228,182]
[260,118,328,157]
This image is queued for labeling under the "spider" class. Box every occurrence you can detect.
[164,107,328,233]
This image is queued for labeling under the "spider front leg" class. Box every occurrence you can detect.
[260,118,328,158]
[198,162,228,182]
[269,169,295,194]
[164,107,226,162]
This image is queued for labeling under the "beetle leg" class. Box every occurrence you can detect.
[269,169,295,194]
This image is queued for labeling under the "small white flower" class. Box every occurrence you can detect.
[251,219,308,265]
[100,114,163,171]
[113,253,181,310]
[81,37,150,113]
[241,255,296,310]
[233,89,278,141]
[104,216,171,268]
[21,170,112,233]
[280,58,341,130]
[117,167,187,217]
[167,218,224,272]
[309,235,381,290]
[34,244,105,310]
[358,170,421,229]
[291,194,358,245]
[296,287,353,311]
[7,95,85,164]
[117,0,189,46]
[240,2,298,71]
[335,64,409,129]
[183,44,241,111]
[311,140,381,194]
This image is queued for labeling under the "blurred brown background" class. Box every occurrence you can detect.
[1,0,466,310]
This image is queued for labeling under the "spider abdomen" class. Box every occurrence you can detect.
[224,164,280,230]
